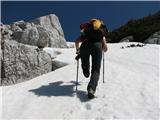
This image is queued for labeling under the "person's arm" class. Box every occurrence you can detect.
[101,36,108,52]
[75,36,82,54]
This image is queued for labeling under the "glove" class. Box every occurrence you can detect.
[75,54,81,61]
[102,44,108,52]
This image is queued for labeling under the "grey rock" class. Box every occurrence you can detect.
[28,27,39,45]
[48,28,60,47]
[19,22,32,30]
[59,36,68,48]
[144,31,160,44]
[31,14,67,48]
[13,20,25,25]
[21,27,37,45]
[0,13,68,85]
[36,26,49,48]
[12,31,23,42]
[11,24,22,32]
[13,27,37,45]
[31,14,64,36]
[1,39,52,85]
[120,36,134,42]
[13,26,49,48]
[12,21,34,30]
[24,22,33,29]
[10,14,67,48]
[1,24,13,40]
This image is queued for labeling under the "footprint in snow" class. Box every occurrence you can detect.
[85,103,91,110]
[70,110,73,114]
[102,94,106,98]
[62,112,71,119]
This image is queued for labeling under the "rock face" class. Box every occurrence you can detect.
[118,31,160,44]
[9,14,68,48]
[31,14,67,48]
[1,39,52,85]
[13,26,50,48]
[144,31,160,44]
[0,14,68,85]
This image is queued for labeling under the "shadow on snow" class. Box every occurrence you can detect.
[29,81,90,102]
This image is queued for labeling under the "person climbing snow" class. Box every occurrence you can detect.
[75,18,108,99]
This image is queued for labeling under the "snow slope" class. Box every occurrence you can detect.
[1,43,159,120]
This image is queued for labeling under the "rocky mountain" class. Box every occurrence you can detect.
[0,14,68,86]
[6,14,67,48]
[108,11,160,44]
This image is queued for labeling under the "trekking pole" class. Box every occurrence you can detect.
[103,51,105,83]
[75,54,80,92]
[76,59,79,92]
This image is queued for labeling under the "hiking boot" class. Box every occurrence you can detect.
[82,66,90,78]
[87,87,95,99]
[83,69,90,78]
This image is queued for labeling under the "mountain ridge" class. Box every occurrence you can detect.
[108,11,160,44]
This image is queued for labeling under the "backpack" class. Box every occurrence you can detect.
[80,19,108,42]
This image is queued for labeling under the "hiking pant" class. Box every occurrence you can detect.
[80,41,102,91]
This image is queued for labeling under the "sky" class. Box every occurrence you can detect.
[1,1,160,41]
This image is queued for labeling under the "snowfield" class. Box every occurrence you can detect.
[0,42,159,120]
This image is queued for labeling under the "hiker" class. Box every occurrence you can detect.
[75,18,108,98]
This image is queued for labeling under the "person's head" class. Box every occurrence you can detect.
[80,22,90,30]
